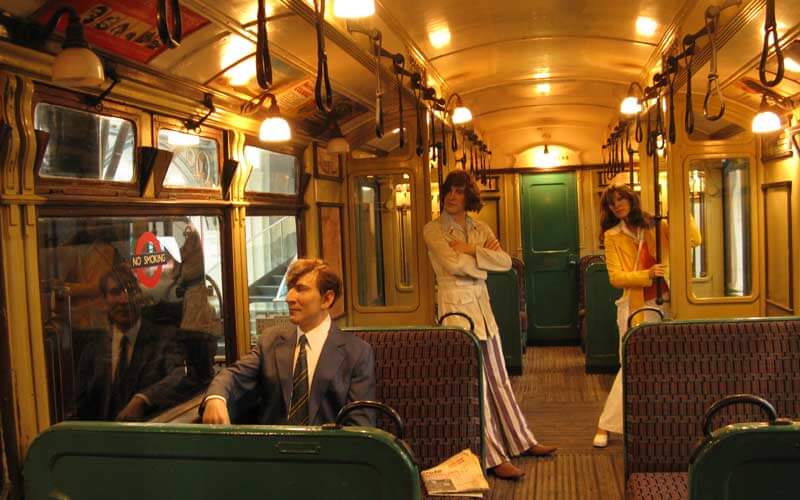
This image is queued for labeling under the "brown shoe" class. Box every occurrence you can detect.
[491,461,525,479]
[522,444,557,456]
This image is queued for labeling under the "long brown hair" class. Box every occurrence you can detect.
[599,184,654,242]
[441,170,483,212]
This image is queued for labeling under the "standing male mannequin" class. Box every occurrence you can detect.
[424,171,556,479]
[202,259,375,427]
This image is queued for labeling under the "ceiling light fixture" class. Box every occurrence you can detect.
[429,26,452,49]
[327,121,350,153]
[751,94,783,134]
[636,16,658,37]
[333,0,375,19]
[536,83,551,95]
[0,6,105,88]
[241,92,292,142]
[620,81,645,115]
[446,93,473,125]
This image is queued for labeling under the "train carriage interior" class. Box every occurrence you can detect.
[1,0,800,498]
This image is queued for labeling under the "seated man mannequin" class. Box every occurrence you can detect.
[75,265,190,421]
[202,259,376,426]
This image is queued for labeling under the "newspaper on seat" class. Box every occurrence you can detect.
[421,449,490,497]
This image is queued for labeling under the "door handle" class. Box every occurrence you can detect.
[568,254,578,266]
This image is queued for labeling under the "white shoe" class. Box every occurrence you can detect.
[592,431,608,448]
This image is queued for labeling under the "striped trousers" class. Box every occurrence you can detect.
[481,333,538,468]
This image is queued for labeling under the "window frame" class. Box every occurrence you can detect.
[242,135,305,207]
[32,85,146,197]
[153,115,227,200]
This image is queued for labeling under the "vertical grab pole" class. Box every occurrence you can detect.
[652,130,663,305]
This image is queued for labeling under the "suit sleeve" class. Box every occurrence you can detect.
[604,232,652,289]
[423,222,485,279]
[475,225,512,272]
[202,335,265,409]
[343,343,377,427]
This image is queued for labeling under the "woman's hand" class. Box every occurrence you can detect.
[449,240,477,256]
[648,264,666,278]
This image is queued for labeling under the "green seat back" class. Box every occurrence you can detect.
[24,422,421,500]
[584,263,622,372]
[689,421,800,500]
[487,269,523,375]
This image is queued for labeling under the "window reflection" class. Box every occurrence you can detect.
[34,103,135,182]
[244,146,298,195]
[245,215,298,346]
[38,216,224,422]
[158,130,220,189]
[687,158,752,298]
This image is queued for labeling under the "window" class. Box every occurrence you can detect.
[157,129,220,190]
[689,170,707,279]
[244,146,298,195]
[37,215,225,422]
[245,215,298,346]
[34,103,135,182]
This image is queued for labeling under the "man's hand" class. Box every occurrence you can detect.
[449,240,476,256]
[484,238,502,251]
[115,396,148,421]
[202,398,231,425]
[648,264,666,278]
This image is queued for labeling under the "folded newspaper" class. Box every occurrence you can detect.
[421,449,490,497]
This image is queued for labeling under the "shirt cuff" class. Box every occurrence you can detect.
[204,395,227,405]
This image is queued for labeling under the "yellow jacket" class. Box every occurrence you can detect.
[604,219,701,323]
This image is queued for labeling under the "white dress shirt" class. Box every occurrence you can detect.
[293,314,332,393]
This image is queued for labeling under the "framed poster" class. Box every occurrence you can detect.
[313,142,343,181]
[761,128,794,163]
[317,203,347,319]
[479,175,499,193]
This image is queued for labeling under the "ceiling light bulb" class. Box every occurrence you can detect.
[620,96,643,115]
[533,69,551,79]
[429,27,451,49]
[636,17,658,37]
[752,110,782,133]
[260,116,292,142]
[785,56,800,73]
[165,130,201,147]
[52,47,105,88]
[451,106,473,125]
[536,83,551,95]
[333,0,375,18]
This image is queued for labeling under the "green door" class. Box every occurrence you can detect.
[521,172,579,344]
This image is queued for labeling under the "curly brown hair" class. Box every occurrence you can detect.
[599,184,654,242]
[441,170,483,212]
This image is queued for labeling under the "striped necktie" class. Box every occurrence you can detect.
[287,335,309,425]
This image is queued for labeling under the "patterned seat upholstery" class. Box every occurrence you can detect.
[345,327,484,472]
[578,255,605,346]
[626,473,689,499]
[623,318,800,499]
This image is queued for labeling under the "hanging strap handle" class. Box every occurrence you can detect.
[759,0,784,87]
[255,0,273,90]
[683,40,696,135]
[156,0,182,49]
[314,0,334,114]
[703,14,726,121]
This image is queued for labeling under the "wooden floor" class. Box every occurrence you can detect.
[484,346,625,500]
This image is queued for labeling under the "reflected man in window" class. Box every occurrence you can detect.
[201,259,375,426]
[75,265,190,421]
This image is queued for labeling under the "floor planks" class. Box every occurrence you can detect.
[484,346,625,500]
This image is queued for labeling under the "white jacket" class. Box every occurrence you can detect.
[423,212,512,340]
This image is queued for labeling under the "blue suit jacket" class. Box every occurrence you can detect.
[204,323,376,426]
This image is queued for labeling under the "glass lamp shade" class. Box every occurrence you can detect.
[260,117,292,142]
[327,136,350,153]
[620,96,643,115]
[52,47,105,88]
[451,106,473,125]
[751,110,782,134]
[333,0,375,18]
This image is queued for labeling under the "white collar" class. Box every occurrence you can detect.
[114,318,142,346]
[296,314,331,354]
[440,211,475,233]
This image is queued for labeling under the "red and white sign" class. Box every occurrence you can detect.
[131,231,167,288]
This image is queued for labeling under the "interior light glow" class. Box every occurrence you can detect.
[620,96,643,115]
[165,130,201,147]
[260,117,292,142]
[451,106,473,124]
[752,95,783,134]
[533,69,551,79]
[536,83,551,95]
[333,0,375,18]
[785,57,800,73]
[636,17,658,37]
[429,27,451,49]
[222,36,256,86]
